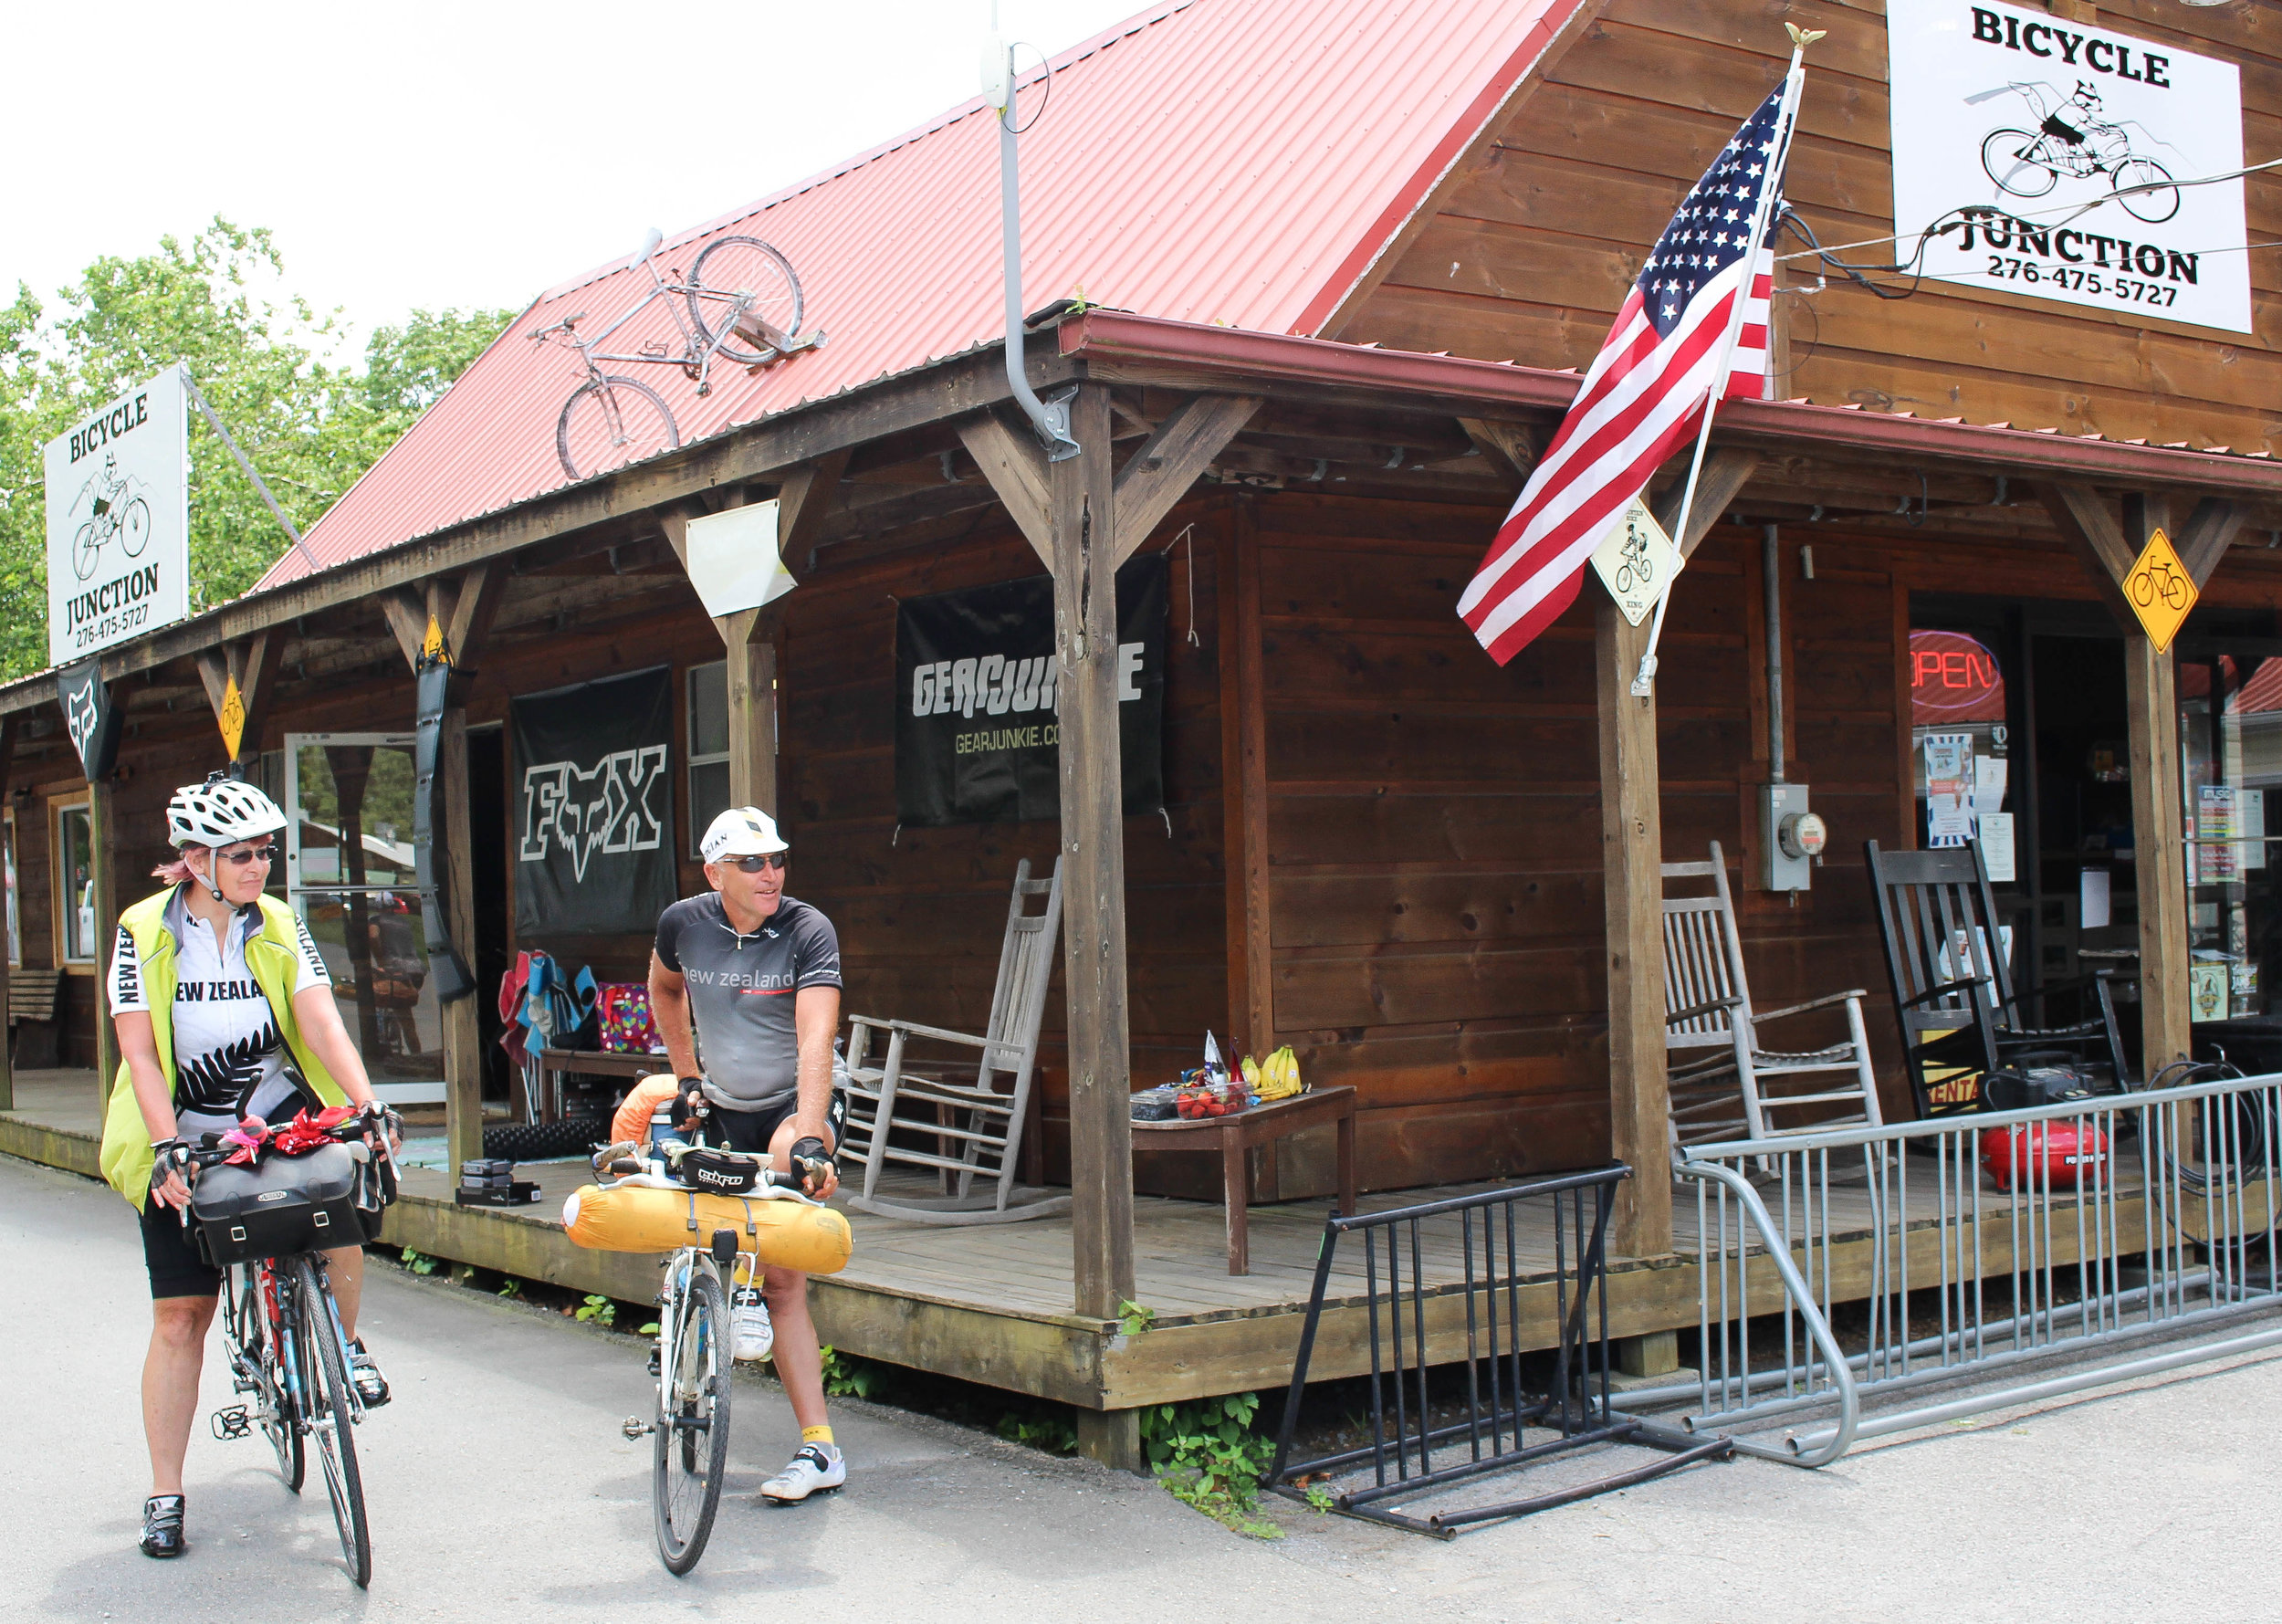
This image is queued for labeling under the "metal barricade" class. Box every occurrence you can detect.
[1266,1166,1731,1536]
[1629,1071,2282,1464]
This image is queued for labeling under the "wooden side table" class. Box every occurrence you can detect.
[532,1048,665,1123]
[1131,1085,1357,1274]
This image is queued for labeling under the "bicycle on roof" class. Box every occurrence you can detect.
[530,227,818,481]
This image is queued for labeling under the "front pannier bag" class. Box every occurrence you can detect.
[190,1142,370,1268]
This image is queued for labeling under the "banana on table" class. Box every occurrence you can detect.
[1240,1044,1306,1101]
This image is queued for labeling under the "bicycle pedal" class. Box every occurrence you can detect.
[622,1416,654,1441]
[646,1348,660,1377]
[211,1406,252,1441]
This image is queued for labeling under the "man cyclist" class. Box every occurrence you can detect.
[99,774,399,1558]
[649,807,846,1504]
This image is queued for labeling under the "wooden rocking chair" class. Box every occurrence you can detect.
[1662,842,1884,1146]
[837,857,1070,1224]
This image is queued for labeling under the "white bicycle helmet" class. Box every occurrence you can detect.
[167,771,288,851]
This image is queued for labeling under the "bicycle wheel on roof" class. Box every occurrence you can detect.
[687,236,803,366]
[557,375,680,482]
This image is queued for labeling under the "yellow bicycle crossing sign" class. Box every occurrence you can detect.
[2124,527,2195,652]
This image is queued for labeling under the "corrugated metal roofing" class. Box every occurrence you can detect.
[263,0,1578,589]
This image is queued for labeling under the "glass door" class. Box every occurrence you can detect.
[2179,651,2282,1023]
[282,734,442,1100]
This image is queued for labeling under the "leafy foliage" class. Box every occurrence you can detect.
[1139,1392,1282,1538]
[0,218,513,678]
[816,1344,892,1399]
[574,1294,618,1328]
[397,1246,437,1276]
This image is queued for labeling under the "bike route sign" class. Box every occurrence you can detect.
[41,363,191,667]
[1889,0,2249,334]
[2123,526,2194,653]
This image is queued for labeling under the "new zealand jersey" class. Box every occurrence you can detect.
[654,892,841,1111]
[110,888,330,1138]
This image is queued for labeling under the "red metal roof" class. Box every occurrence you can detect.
[266,0,1579,589]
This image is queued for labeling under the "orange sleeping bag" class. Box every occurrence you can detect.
[561,1183,853,1275]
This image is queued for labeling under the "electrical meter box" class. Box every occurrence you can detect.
[1760,782,1825,893]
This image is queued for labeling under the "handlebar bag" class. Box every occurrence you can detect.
[189,1143,365,1268]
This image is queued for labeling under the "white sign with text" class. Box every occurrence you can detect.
[1888,0,2249,333]
[43,364,191,665]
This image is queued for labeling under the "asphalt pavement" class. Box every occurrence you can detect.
[6,1148,2279,1624]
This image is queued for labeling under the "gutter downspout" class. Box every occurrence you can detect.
[1764,523,1785,783]
[991,35,1079,461]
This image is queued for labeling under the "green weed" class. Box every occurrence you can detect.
[574,1294,617,1328]
[398,1247,437,1276]
[1140,1392,1281,1538]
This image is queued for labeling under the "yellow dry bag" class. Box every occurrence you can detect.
[561,1183,853,1275]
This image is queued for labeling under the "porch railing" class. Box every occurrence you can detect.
[1266,1165,1731,1536]
[1626,1070,2282,1463]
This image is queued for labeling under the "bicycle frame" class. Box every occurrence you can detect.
[538,249,756,399]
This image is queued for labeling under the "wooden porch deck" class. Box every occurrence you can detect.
[0,1073,2029,1410]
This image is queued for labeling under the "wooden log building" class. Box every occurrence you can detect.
[8,0,2282,1466]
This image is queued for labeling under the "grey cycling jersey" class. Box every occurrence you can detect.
[654,892,842,1112]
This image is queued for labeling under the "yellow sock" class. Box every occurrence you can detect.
[802,1424,834,1447]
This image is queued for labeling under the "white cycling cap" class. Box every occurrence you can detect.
[700,806,789,862]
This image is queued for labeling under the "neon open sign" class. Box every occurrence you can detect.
[1910,629,2006,723]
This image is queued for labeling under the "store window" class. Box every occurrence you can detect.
[4,811,17,968]
[688,661,730,857]
[1909,628,2016,881]
[2178,651,2282,1022]
[55,802,95,964]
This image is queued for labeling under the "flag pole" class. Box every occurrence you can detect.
[1630,32,1816,698]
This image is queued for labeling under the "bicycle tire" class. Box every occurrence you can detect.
[71,522,98,581]
[2115,158,2180,225]
[293,1255,372,1588]
[686,236,803,365]
[232,1263,304,1491]
[556,375,679,482]
[1981,129,2056,198]
[654,1266,731,1575]
[122,498,152,558]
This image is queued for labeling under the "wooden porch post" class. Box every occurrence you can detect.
[0,716,17,1112]
[194,631,286,778]
[90,776,120,1097]
[382,567,507,1172]
[659,456,846,818]
[2043,487,2244,1082]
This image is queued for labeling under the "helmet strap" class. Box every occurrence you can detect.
[189,849,225,903]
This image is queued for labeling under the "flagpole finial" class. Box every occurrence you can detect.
[1785,23,1827,46]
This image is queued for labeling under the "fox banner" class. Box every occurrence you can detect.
[43,364,193,665]
[895,556,1166,829]
[512,665,676,935]
[1888,0,2249,333]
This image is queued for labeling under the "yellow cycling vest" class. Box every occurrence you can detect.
[98,888,347,1210]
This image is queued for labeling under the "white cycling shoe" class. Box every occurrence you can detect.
[760,1444,845,1504]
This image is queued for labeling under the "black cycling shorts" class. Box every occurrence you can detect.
[141,1195,224,1300]
[705,1092,843,1158]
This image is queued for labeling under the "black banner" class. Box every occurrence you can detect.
[512,665,676,936]
[58,658,122,781]
[895,556,1165,828]
[413,659,475,1001]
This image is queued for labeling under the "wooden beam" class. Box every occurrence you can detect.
[89,777,120,1104]
[1220,508,1272,1064]
[958,413,1055,569]
[717,606,778,815]
[1651,449,1763,559]
[2175,495,2245,589]
[773,448,851,566]
[443,562,509,669]
[1457,416,1538,480]
[1052,385,1137,1354]
[0,714,16,1112]
[380,589,427,670]
[1596,598,1670,1258]
[1111,394,1263,562]
[2040,483,2140,628]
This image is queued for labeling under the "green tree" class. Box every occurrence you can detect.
[0,217,514,680]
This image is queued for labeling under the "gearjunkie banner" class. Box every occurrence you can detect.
[512,665,676,935]
[895,556,1166,828]
[1888,0,2249,333]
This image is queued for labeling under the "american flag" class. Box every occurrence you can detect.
[1459,79,1798,665]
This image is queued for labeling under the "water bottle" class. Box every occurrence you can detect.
[648,1104,675,1172]
[731,1284,773,1361]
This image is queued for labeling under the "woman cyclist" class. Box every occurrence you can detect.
[96,773,400,1560]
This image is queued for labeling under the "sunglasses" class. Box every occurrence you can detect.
[722,853,787,873]
[215,844,278,867]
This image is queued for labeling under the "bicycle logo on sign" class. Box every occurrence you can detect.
[2130,555,2190,613]
[68,452,152,581]
[1614,522,1656,596]
[1976,80,2181,224]
[530,229,821,481]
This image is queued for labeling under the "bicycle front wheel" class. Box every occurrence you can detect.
[293,1255,372,1588]
[556,375,679,482]
[2116,158,2180,224]
[121,498,152,557]
[71,523,98,581]
[654,1267,731,1575]
[229,1263,303,1491]
[687,236,803,364]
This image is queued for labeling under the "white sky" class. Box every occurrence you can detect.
[1,0,1151,358]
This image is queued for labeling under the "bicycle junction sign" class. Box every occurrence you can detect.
[42,363,191,667]
[1888,0,2250,334]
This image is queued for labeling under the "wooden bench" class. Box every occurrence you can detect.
[8,968,64,1068]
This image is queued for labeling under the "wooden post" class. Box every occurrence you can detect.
[1597,599,1670,1257]
[1220,506,1273,1063]
[195,630,285,775]
[90,776,120,1096]
[0,716,16,1112]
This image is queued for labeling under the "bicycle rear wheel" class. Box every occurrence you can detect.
[556,375,679,482]
[229,1263,303,1491]
[654,1267,731,1575]
[292,1256,372,1588]
[687,236,803,364]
